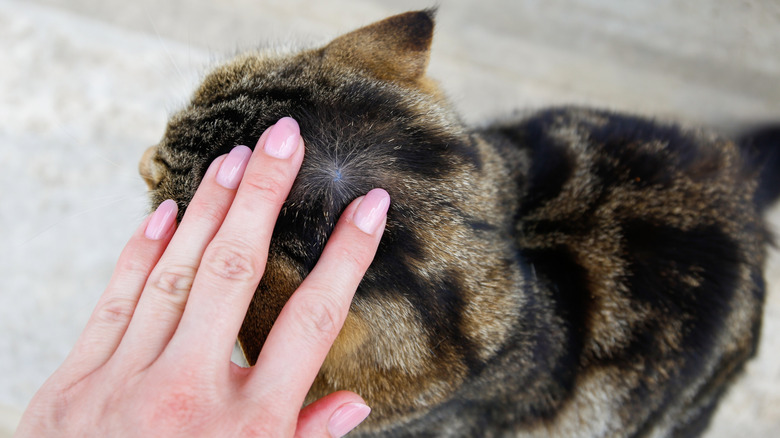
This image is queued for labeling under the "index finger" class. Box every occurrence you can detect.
[247,189,389,411]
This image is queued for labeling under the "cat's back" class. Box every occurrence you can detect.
[472,107,767,436]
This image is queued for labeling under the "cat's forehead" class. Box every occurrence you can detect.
[192,51,312,105]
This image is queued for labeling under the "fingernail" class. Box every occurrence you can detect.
[145,199,178,240]
[216,145,252,189]
[353,188,390,235]
[328,403,371,438]
[263,117,300,159]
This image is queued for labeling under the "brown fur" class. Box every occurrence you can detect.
[140,10,774,437]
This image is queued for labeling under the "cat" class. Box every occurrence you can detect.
[138,9,780,437]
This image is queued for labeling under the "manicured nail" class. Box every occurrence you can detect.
[353,188,390,235]
[264,117,300,159]
[145,199,178,240]
[327,402,371,438]
[216,145,252,189]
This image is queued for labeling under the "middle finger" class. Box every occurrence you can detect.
[167,117,305,365]
[113,133,263,369]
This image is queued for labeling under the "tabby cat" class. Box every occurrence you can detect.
[139,10,779,437]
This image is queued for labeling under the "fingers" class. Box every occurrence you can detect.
[295,391,371,438]
[248,189,389,412]
[50,115,384,438]
[63,205,175,375]
[110,148,247,368]
[86,115,384,438]
[167,117,305,363]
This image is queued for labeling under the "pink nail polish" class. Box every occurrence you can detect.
[327,403,371,438]
[216,145,253,189]
[353,189,390,235]
[264,117,300,159]
[145,199,178,240]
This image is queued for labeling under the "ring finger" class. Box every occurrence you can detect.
[112,130,267,369]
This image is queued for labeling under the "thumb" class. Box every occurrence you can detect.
[295,391,371,438]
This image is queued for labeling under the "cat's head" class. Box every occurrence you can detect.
[139,9,459,216]
[140,10,519,428]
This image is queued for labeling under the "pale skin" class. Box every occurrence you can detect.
[15,117,389,437]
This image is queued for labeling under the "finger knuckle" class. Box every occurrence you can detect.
[290,292,344,342]
[94,296,137,325]
[202,241,262,282]
[116,246,154,278]
[240,171,290,205]
[330,243,372,274]
[188,196,226,225]
[148,265,197,299]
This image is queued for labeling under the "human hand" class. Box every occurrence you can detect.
[15,117,389,437]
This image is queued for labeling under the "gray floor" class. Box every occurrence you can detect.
[2,0,779,436]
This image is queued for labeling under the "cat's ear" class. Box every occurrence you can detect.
[322,9,435,84]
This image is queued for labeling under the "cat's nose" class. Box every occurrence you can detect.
[139,145,159,189]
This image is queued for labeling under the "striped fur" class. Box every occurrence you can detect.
[140,10,774,437]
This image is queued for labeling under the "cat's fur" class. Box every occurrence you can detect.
[139,10,779,437]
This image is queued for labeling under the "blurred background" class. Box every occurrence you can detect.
[1,0,779,436]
